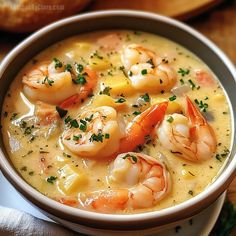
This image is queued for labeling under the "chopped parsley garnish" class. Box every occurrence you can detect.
[70,119,79,128]
[178,68,190,76]
[46,176,57,184]
[85,114,93,122]
[79,119,87,132]
[10,113,18,121]
[65,63,72,72]
[180,79,185,85]
[141,69,148,75]
[169,95,177,101]
[29,171,34,176]
[133,111,141,116]
[188,79,196,90]
[42,76,54,86]
[223,111,228,115]
[89,132,109,142]
[56,106,68,118]
[91,51,103,60]
[194,99,208,112]
[65,116,72,124]
[99,86,111,96]
[24,126,33,135]
[141,93,150,102]
[166,116,174,123]
[73,134,82,141]
[20,120,27,128]
[215,148,230,162]
[115,98,126,103]
[73,74,87,85]
[77,64,84,73]
[53,58,63,69]
[63,152,71,158]
[122,153,138,163]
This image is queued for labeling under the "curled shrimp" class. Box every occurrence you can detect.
[157,97,217,162]
[23,61,77,104]
[23,60,97,107]
[121,44,177,92]
[78,152,171,213]
[119,101,168,153]
[62,106,123,158]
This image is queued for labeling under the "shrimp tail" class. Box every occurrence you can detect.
[119,101,168,153]
[186,96,206,126]
[78,189,129,213]
[59,68,97,109]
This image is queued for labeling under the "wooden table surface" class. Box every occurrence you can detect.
[0,0,235,233]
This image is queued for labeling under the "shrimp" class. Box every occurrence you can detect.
[157,97,217,162]
[23,60,97,106]
[62,102,168,158]
[121,44,177,92]
[119,101,168,153]
[62,106,123,158]
[78,152,171,213]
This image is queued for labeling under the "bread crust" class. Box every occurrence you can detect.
[0,0,91,32]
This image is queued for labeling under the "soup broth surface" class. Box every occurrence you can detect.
[1,30,232,214]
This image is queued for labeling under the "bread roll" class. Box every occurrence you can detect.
[0,0,91,32]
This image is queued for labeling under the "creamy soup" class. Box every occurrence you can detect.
[1,30,232,214]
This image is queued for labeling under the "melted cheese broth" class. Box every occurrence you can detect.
[1,30,231,214]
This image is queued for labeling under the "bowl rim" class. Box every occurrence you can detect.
[0,9,236,227]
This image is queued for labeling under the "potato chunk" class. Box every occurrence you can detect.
[91,94,126,110]
[58,164,88,194]
[102,75,134,96]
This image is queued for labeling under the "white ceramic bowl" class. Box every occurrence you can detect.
[0,10,236,235]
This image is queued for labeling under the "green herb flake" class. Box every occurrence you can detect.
[65,63,72,72]
[188,79,196,90]
[122,154,138,163]
[77,64,84,73]
[20,166,27,171]
[53,58,63,69]
[105,133,110,139]
[133,111,141,116]
[65,116,72,124]
[63,152,71,158]
[85,114,93,122]
[89,133,104,142]
[56,106,68,118]
[79,119,87,132]
[180,79,185,85]
[178,68,190,76]
[70,119,79,128]
[10,113,18,121]
[42,76,54,86]
[167,116,174,123]
[46,176,57,184]
[73,134,82,141]
[194,99,208,112]
[99,86,111,96]
[115,98,126,103]
[141,93,150,102]
[73,74,87,85]
[169,95,177,101]
[141,69,148,75]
